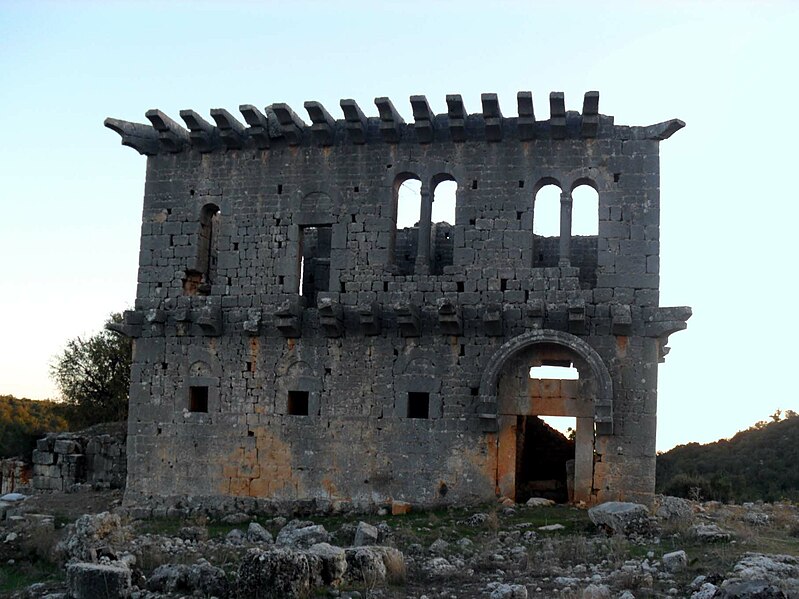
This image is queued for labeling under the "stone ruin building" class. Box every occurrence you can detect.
[106,90,690,511]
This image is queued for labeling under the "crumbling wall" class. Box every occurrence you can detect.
[0,459,31,494]
[32,429,126,492]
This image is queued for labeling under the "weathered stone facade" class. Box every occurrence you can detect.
[106,91,690,510]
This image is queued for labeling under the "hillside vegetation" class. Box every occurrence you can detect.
[656,411,799,502]
[0,395,70,459]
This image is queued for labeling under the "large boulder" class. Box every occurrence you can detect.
[306,542,347,587]
[146,560,229,596]
[237,547,310,599]
[344,546,387,586]
[655,495,693,521]
[588,502,651,536]
[56,512,128,562]
[276,520,330,549]
[66,562,131,599]
[353,521,379,547]
[720,553,799,597]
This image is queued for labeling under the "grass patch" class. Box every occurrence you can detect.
[0,560,62,594]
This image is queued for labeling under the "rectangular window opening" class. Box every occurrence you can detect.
[471,179,478,190]
[189,386,209,413]
[457,281,464,292]
[407,392,429,419]
[287,390,309,416]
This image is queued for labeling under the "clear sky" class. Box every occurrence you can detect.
[1,0,797,451]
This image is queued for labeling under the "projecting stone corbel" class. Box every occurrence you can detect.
[410,95,434,143]
[179,110,221,153]
[145,109,190,153]
[581,91,599,138]
[568,298,586,335]
[210,108,247,150]
[196,304,223,336]
[304,101,336,146]
[611,304,632,336]
[446,94,467,142]
[525,299,545,329]
[270,103,306,146]
[436,298,461,335]
[105,310,143,337]
[549,92,567,139]
[643,119,685,141]
[340,99,368,144]
[243,308,262,335]
[275,297,303,338]
[375,97,405,143]
[394,302,421,337]
[239,105,271,149]
[482,304,503,337]
[358,302,382,336]
[517,91,536,141]
[481,93,503,142]
[317,296,344,338]
[643,306,692,363]
[103,118,160,155]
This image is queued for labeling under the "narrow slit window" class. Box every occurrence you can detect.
[407,392,429,419]
[189,386,209,413]
[287,390,309,415]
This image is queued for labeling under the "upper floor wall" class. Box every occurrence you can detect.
[107,92,683,311]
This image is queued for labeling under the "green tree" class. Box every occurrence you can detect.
[50,313,132,427]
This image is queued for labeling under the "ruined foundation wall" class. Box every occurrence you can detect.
[110,93,689,509]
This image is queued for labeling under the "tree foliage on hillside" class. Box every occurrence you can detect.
[0,395,70,458]
[50,314,132,428]
[656,411,799,502]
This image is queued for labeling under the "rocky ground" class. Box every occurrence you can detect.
[0,491,797,598]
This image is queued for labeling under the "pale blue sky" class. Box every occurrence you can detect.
[1,0,797,450]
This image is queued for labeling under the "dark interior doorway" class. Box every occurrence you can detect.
[515,416,575,503]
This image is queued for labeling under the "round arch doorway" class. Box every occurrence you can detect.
[481,330,613,504]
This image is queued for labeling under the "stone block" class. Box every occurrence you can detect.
[66,562,132,599]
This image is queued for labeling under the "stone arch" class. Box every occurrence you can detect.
[478,329,613,435]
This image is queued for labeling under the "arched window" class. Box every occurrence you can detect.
[431,179,456,224]
[571,184,599,236]
[431,176,457,275]
[533,183,561,267]
[392,174,422,275]
[533,184,561,237]
[184,203,220,295]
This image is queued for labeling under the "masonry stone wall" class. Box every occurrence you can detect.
[0,459,31,495]
[32,429,126,492]
[107,91,690,510]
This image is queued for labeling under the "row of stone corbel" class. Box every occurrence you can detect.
[107,297,688,340]
[104,91,609,155]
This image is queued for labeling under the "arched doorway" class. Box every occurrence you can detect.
[479,330,613,504]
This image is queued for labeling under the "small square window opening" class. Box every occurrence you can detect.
[189,386,209,413]
[407,392,429,419]
[287,390,310,415]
